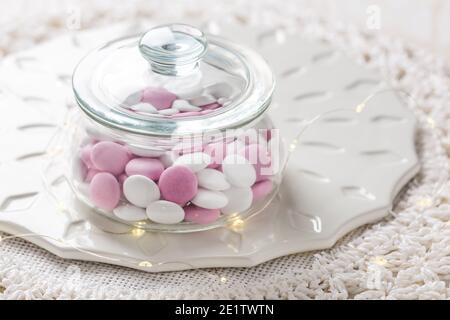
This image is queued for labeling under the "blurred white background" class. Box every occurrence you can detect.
[0,0,449,60]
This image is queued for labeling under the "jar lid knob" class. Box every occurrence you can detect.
[139,24,208,76]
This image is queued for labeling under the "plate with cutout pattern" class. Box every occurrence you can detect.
[0,21,419,272]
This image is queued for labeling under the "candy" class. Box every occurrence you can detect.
[221,187,253,215]
[217,97,228,105]
[174,152,211,172]
[141,87,177,110]
[113,204,147,221]
[123,175,160,208]
[128,145,165,157]
[118,173,128,191]
[189,94,216,107]
[204,142,226,168]
[184,205,220,224]
[225,139,245,155]
[172,142,204,157]
[123,91,142,106]
[76,160,88,182]
[158,166,198,205]
[201,102,221,110]
[222,154,256,188]
[80,143,94,168]
[159,152,174,168]
[91,141,130,175]
[158,108,179,116]
[125,158,164,181]
[89,172,120,211]
[146,200,185,224]
[191,188,228,209]
[172,99,201,112]
[251,180,273,201]
[196,168,230,191]
[85,168,101,183]
[130,102,157,114]
[240,144,272,182]
[167,84,203,99]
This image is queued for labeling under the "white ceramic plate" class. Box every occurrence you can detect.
[0,22,419,272]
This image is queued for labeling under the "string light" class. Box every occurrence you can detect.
[355,102,366,113]
[131,228,145,237]
[416,197,433,208]
[228,218,245,232]
[370,256,387,266]
[0,88,445,281]
[289,139,298,152]
[57,201,68,213]
[138,261,153,268]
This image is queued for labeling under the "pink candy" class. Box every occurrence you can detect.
[158,165,198,205]
[118,173,128,192]
[85,168,101,183]
[91,141,130,176]
[251,179,273,201]
[140,87,177,110]
[201,102,221,110]
[125,158,164,181]
[184,205,220,224]
[80,143,94,168]
[89,172,120,211]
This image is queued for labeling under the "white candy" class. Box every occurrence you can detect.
[217,97,228,105]
[221,187,253,215]
[165,83,203,99]
[225,140,246,155]
[197,169,230,191]
[159,152,174,168]
[122,91,142,106]
[174,152,211,172]
[128,145,165,157]
[172,99,201,112]
[205,82,233,98]
[130,102,157,114]
[146,200,185,224]
[113,204,147,221]
[222,154,256,187]
[189,94,216,107]
[158,108,179,116]
[123,175,160,208]
[191,189,228,209]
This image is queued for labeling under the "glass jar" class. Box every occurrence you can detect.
[70,24,284,232]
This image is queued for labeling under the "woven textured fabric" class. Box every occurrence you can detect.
[0,0,449,300]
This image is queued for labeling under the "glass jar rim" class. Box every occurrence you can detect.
[72,29,275,138]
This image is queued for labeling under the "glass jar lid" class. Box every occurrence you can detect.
[72,24,274,137]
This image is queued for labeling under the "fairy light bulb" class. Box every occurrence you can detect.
[138,261,153,268]
[229,218,245,232]
[131,228,145,237]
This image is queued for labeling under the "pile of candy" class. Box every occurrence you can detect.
[78,137,275,225]
[124,82,233,117]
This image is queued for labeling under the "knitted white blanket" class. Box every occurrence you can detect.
[0,0,449,299]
